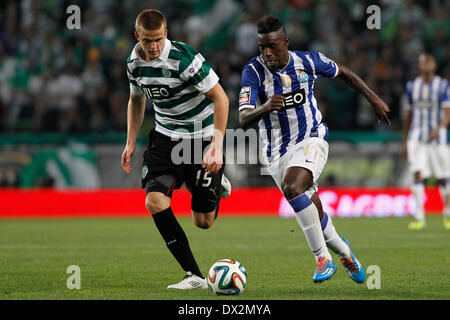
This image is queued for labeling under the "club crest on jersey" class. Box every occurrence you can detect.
[297,71,308,83]
[141,166,148,179]
[162,68,171,78]
[239,86,251,104]
[280,74,291,88]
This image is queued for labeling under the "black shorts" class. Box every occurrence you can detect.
[141,129,224,213]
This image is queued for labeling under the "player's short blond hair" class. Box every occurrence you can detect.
[135,9,167,32]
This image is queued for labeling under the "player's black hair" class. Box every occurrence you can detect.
[257,15,286,35]
[419,52,434,60]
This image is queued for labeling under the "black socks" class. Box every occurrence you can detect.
[152,207,203,278]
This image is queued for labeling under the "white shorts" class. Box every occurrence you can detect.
[266,137,328,198]
[407,140,450,179]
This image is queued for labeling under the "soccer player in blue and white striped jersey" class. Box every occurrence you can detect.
[239,16,390,284]
[401,54,450,230]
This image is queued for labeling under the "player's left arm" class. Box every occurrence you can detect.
[181,46,229,174]
[429,82,450,141]
[336,63,391,125]
[203,82,229,174]
[429,108,450,141]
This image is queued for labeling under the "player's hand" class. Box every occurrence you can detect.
[121,144,135,174]
[202,141,223,174]
[369,96,391,125]
[429,129,439,142]
[263,95,286,113]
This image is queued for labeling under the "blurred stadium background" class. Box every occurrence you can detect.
[0,0,449,218]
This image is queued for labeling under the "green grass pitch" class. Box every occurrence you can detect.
[0,216,449,300]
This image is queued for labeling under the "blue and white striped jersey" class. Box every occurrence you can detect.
[405,76,450,144]
[239,51,339,164]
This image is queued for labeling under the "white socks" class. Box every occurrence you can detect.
[439,180,450,217]
[320,212,351,258]
[412,182,425,222]
[289,194,331,262]
[411,180,450,219]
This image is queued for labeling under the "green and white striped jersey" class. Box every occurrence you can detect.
[126,38,219,139]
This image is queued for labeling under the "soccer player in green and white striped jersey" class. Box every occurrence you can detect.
[126,26,219,139]
[121,9,231,290]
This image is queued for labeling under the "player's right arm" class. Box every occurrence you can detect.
[238,64,285,129]
[401,109,412,161]
[239,95,285,129]
[401,81,413,161]
[121,93,146,174]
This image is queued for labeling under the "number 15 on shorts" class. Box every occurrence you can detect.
[196,170,212,187]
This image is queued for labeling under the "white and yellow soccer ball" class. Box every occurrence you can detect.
[207,259,247,295]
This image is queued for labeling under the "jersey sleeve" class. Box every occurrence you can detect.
[178,46,219,94]
[303,51,339,79]
[440,79,450,108]
[126,66,144,96]
[239,64,260,111]
[404,80,413,111]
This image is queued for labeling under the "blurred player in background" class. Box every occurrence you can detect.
[239,16,390,284]
[402,53,450,230]
[121,9,231,290]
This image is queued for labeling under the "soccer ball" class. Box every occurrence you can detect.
[207,259,247,295]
